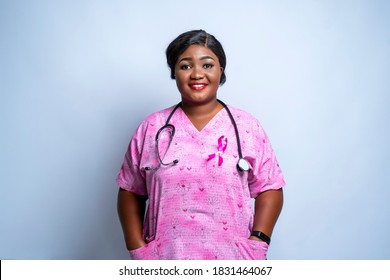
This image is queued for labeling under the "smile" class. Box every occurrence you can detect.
[189,83,207,91]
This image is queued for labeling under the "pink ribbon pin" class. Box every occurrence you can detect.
[207,136,228,166]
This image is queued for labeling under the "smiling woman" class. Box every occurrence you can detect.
[116,30,285,260]
[174,45,224,130]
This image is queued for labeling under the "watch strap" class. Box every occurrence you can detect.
[251,231,271,245]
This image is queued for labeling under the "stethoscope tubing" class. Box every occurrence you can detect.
[216,99,244,160]
[145,99,250,172]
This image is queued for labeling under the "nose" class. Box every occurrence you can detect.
[190,66,204,79]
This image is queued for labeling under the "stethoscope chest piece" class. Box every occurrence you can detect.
[237,158,251,172]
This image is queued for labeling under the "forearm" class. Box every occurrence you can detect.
[117,188,147,250]
[251,188,284,241]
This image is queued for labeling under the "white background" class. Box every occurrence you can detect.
[1,0,389,259]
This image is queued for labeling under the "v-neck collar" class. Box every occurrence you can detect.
[177,105,226,135]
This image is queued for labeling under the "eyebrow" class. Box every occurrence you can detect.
[178,56,215,63]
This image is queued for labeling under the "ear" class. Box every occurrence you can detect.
[220,67,224,73]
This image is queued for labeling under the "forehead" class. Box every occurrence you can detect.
[178,44,218,60]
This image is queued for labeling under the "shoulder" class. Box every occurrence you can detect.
[226,104,256,119]
[225,103,268,136]
[130,105,176,137]
[142,105,176,125]
[225,104,261,126]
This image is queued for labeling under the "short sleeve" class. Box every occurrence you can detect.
[247,118,285,198]
[116,121,148,196]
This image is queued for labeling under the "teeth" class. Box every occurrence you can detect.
[191,84,205,89]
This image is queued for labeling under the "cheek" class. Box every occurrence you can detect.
[175,75,186,87]
[175,76,189,94]
[210,71,222,83]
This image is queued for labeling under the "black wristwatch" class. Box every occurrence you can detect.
[251,231,271,245]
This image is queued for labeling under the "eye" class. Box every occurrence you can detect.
[180,64,191,70]
[203,63,213,69]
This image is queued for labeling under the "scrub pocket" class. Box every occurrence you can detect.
[238,238,269,260]
[129,240,158,260]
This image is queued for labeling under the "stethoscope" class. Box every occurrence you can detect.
[144,99,251,172]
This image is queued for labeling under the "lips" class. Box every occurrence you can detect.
[189,83,207,91]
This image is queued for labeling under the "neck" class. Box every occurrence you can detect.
[181,99,223,118]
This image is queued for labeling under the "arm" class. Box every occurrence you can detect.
[249,188,284,242]
[117,188,148,250]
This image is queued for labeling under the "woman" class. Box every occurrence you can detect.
[116,30,285,260]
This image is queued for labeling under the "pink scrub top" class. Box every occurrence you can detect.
[116,104,285,260]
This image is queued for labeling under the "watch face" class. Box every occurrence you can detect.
[237,158,250,171]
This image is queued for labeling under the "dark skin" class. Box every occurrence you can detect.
[181,99,224,131]
[250,189,283,242]
[117,189,147,250]
[117,44,283,251]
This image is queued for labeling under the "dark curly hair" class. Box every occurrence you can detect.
[165,30,227,85]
